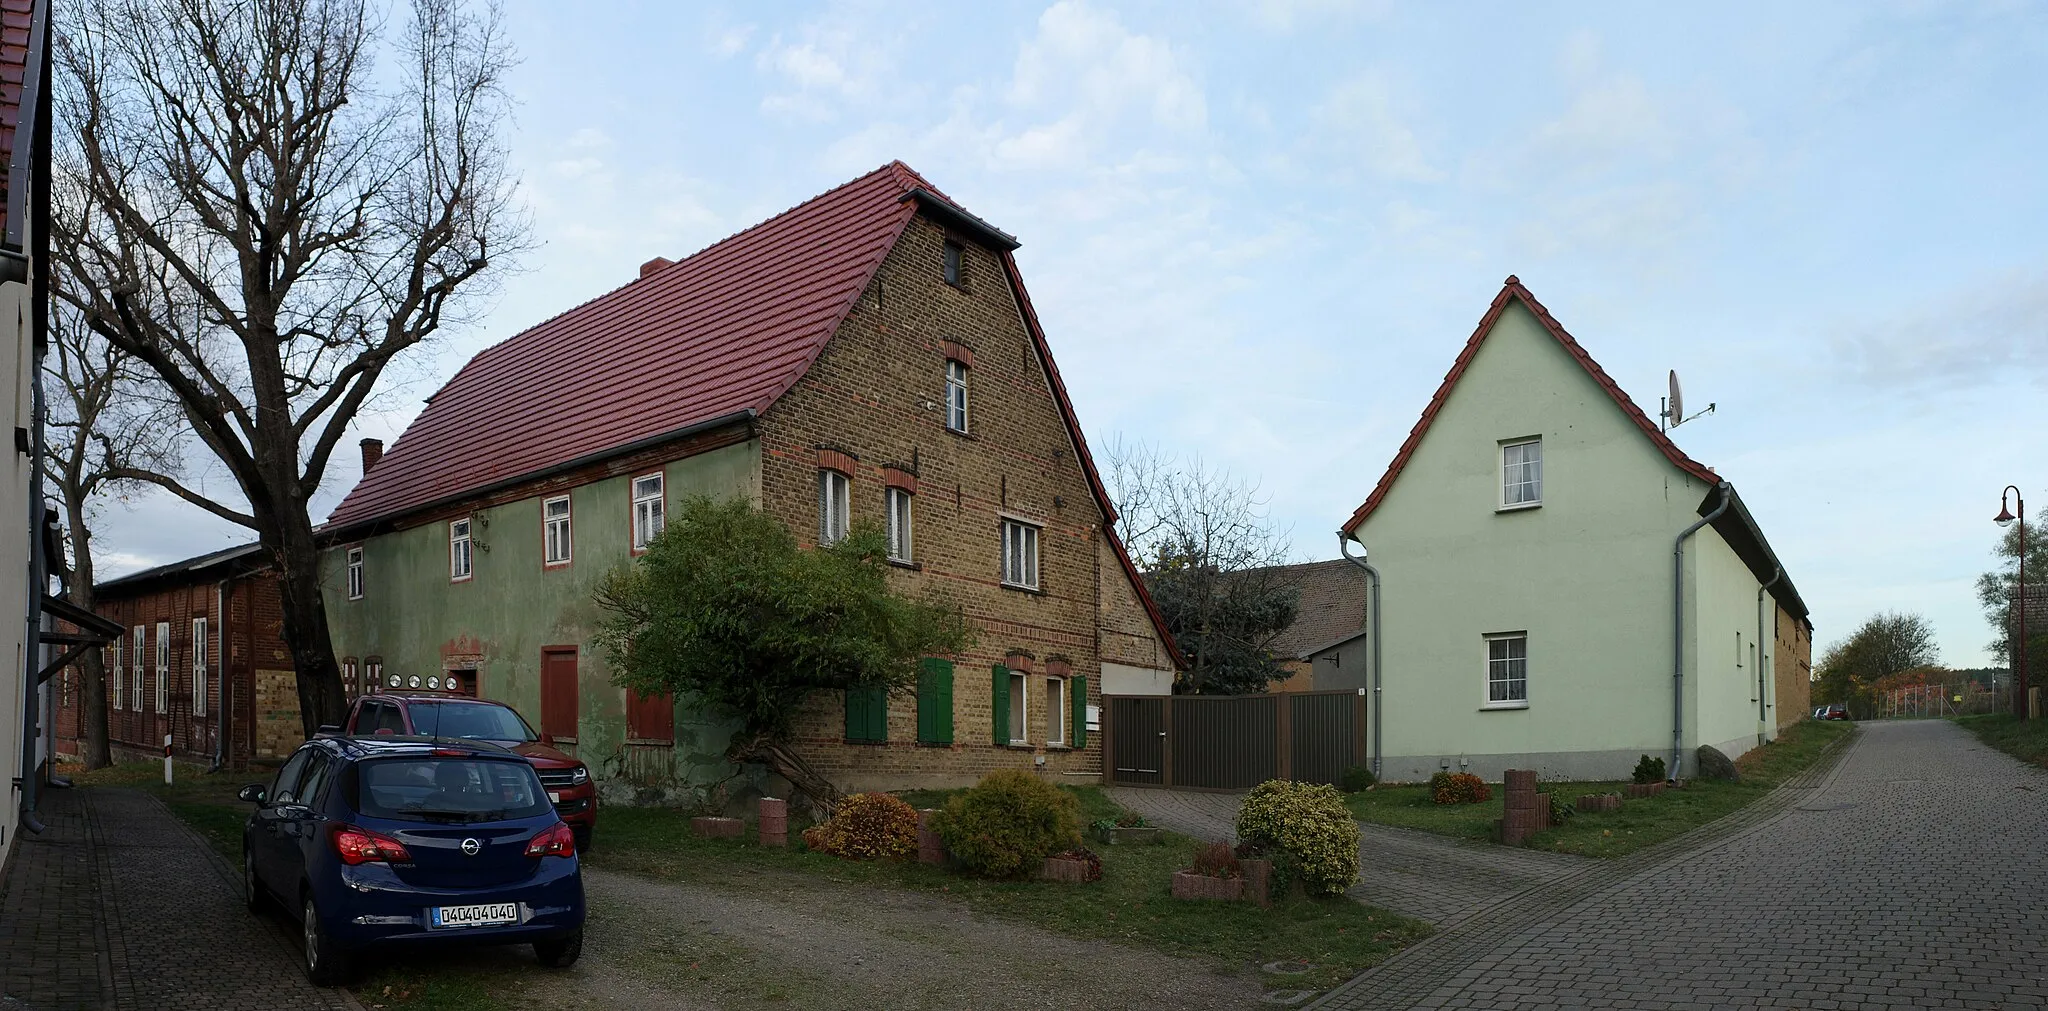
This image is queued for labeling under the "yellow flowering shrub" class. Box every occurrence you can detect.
[1234,780,1360,897]
[801,791,920,861]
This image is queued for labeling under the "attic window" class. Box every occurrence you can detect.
[1500,438,1542,510]
[942,241,965,286]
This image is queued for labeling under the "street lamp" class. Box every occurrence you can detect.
[1997,486,2026,720]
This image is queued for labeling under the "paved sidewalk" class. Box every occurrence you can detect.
[1315,721,2048,1010]
[1109,786,1588,925]
[0,785,358,1010]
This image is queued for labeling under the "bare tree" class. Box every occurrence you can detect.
[42,297,184,768]
[51,0,528,733]
[1103,436,1298,693]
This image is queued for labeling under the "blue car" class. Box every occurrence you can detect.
[239,735,587,985]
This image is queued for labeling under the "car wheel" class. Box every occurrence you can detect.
[533,927,583,969]
[573,825,593,854]
[243,849,264,913]
[301,894,353,986]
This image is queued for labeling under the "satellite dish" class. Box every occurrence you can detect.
[1667,370,1684,428]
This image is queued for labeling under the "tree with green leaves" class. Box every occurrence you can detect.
[591,496,971,812]
[1814,611,1940,715]
[1975,516,2048,692]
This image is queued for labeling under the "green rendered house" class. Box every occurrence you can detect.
[1339,278,1813,782]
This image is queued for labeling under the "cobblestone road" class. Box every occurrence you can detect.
[1109,786,1588,925]
[1315,720,2048,1010]
[0,786,358,1011]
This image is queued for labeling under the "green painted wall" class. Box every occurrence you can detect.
[322,440,761,804]
[1353,300,1755,781]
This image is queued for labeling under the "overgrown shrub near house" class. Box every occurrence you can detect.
[1339,765,1377,793]
[1428,771,1490,805]
[800,792,920,860]
[1234,780,1360,897]
[931,769,1083,879]
[1188,840,1242,878]
[1632,754,1667,785]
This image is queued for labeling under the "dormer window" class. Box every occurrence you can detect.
[1500,438,1542,510]
[942,240,965,286]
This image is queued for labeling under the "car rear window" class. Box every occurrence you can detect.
[345,757,553,823]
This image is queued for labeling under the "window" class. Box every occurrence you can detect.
[916,659,954,745]
[1001,519,1040,590]
[844,685,886,743]
[543,495,572,566]
[945,359,970,433]
[942,240,964,285]
[154,621,170,714]
[627,689,675,743]
[1008,670,1027,744]
[343,658,360,698]
[1485,633,1528,707]
[1501,438,1542,508]
[131,626,145,711]
[632,473,664,551]
[1736,632,1744,667]
[111,637,124,710]
[346,546,364,600]
[886,487,913,562]
[192,617,208,718]
[449,517,473,581]
[367,658,386,692]
[270,748,315,805]
[1046,677,1066,746]
[818,469,850,545]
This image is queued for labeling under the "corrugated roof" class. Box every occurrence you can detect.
[326,161,934,529]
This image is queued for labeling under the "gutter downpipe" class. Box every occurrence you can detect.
[208,579,228,773]
[1756,565,1782,742]
[1339,533,1383,780]
[1672,483,1733,781]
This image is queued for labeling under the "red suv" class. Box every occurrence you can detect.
[335,693,599,850]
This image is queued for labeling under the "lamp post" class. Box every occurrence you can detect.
[1997,486,2027,720]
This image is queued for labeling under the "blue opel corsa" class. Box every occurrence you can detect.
[239,735,587,985]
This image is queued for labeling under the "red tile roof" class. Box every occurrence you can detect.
[1341,276,1717,536]
[0,0,36,240]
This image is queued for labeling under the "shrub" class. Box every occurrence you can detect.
[1547,792,1573,823]
[930,769,1083,879]
[1116,811,1148,828]
[1339,765,1377,793]
[1234,780,1360,897]
[1049,847,1103,882]
[1428,771,1491,805]
[799,792,920,861]
[1188,840,1242,878]
[1632,754,1667,785]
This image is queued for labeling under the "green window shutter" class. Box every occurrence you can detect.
[991,664,1010,746]
[918,659,954,745]
[846,686,887,742]
[1071,675,1088,749]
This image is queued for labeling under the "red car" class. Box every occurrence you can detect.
[1819,702,1851,721]
[335,692,599,850]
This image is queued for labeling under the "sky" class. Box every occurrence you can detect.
[94,0,2048,667]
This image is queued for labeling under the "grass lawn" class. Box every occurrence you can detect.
[592,785,1431,991]
[1954,713,2048,768]
[1344,719,1854,859]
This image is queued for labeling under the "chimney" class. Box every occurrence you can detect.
[360,438,384,473]
[640,256,674,279]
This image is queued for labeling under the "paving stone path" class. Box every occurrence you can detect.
[0,786,358,1011]
[1108,786,1589,926]
[1313,720,2048,1010]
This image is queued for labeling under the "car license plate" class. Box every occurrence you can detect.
[432,903,519,928]
[548,791,561,803]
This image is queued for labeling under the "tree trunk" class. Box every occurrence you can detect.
[267,503,346,738]
[65,507,111,769]
[729,732,841,819]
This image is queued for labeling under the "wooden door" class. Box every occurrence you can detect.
[540,648,579,742]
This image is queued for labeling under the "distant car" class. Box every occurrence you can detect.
[334,692,599,851]
[1819,703,1850,721]
[1813,706,1827,720]
[239,735,585,985]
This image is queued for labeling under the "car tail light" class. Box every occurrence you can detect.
[524,821,576,859]
[332,824,413,865]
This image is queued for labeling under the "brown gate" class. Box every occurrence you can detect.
[1102,689,1365,791]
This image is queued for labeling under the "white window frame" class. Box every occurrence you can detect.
[192,617,208,718]
[632,472,665,552]
[344,658,360,698]
[368,659,387,692]
[449,517,473,581]
[1001,518,1041,591]
[1008,670,1028,745]
[1484,632,1529,709]
[1500,437,1542,510]
[1046,676,1066,746]
[131,625,145,711]
[885,487,913,563]
[945,359,970,434]
[543,495,573,567]
[818,469,850,546]
[154,621,170,714]
[111,637,124,710]
[345,546,365,600]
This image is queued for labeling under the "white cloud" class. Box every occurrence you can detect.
[993,1,1207,167]
[1309,74,1439,182]
[1831,267,2048,389]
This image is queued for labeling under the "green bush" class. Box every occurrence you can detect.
[800,792,919,861]
[1234,780,1360,897]
[1339,765,1377,793]
[1632,754,1667,785]
[931,769,1083,879]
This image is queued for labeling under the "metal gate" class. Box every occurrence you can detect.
[1103,689,1365,791]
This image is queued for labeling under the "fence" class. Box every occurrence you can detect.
[1101,689,1366,791]
[1871,682,2010,720]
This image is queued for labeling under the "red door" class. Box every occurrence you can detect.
[540,648,579,742]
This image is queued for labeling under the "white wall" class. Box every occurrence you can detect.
[1100,661,1172,696]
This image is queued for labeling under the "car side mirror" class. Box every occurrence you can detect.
[237,784,267,804]
[539,733,554,747]
[315,724,341,736]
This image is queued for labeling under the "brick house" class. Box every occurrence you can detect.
[56,544,305,768]
[317,163,1181,801]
